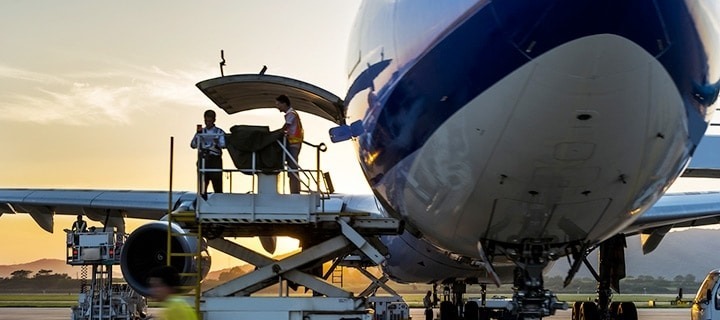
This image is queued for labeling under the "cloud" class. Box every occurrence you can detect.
[0,65,67,85]
[0,63,213,125]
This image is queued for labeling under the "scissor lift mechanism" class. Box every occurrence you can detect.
[179,182,403,320]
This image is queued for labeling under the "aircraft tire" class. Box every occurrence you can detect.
[571,301,582,320]
[608,301,622,320]
[580,301,599,320]
[609,301,621,319]
[478,308,490,320]
[464,301,479,320]
[618,302,637,320]
[440,301,458,320]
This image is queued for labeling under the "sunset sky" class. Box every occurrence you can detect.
[0,1,364,271]
[2,1,720,274]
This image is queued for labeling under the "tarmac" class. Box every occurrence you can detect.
[0,307,690,319]
[412,308,689,319]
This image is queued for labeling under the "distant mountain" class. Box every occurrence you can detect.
[206,264,255,281]
[547,228,720,280]
[0,258,79,278]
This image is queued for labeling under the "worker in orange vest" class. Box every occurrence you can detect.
[276,94,304,194]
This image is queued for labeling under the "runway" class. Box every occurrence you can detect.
[0,307,690,319]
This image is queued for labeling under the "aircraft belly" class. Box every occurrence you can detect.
[403,34,689,257]
[380,231,514,284]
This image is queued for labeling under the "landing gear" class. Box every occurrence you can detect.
[452,240,568,320]
[441,234,639,320]
[439,281,465,320]
[570,235,638,320]
[439,282,496,320]
[506,240,567,319]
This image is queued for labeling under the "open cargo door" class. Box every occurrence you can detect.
[196,74,345,125]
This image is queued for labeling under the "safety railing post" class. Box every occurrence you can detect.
[316,143,321,194]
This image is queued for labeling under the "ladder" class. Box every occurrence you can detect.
[166,136,203,318]
[167,210,203,319]
[331,265,344,287]
[89,264,112,320]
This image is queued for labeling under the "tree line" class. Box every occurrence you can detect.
[543,274,700,295]
[0,269,705,296]
[1,269,78,293]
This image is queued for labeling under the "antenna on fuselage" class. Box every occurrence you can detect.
[259,65,267,75]
[220,50,226,77]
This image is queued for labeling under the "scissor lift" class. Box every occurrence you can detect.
[66,230,147,320]
[169,129,405,320]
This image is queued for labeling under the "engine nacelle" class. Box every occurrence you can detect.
[120,221,210,297]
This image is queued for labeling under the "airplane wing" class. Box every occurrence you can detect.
[622,191,720,254]
[625,191,720,231]
[3,187,720,243]
[0,189,196,233]
[617,131,720,253]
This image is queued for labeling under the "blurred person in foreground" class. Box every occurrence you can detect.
[148,265,198,320]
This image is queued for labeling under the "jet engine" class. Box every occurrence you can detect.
[120,221,210,297]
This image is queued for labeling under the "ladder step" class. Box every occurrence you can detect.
[173,211,196,217]
[176,285,198,291]
[169,253,199,257]
[171,213,197,223]
[172,220,197,225]
[172,214,197,218]
[171,232,200,237]
[178,272,200,277]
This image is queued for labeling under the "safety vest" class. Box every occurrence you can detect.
[163,297,198,320]
[72,220,87,232]
[287,109,304,144]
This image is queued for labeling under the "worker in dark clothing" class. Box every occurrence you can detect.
[424,290,433,320]
[67,214,88,246]
[191,109,226,194]
[71,215,87,233]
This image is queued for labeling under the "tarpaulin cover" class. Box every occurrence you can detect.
[225,125,285,174]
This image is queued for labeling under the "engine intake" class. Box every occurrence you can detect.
[120,221,210,297]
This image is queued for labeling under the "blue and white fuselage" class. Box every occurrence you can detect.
[345,0,720,261]
[3,2,720,318]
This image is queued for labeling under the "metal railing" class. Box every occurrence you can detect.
[278,137,331,198]
[194,133,333,198]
